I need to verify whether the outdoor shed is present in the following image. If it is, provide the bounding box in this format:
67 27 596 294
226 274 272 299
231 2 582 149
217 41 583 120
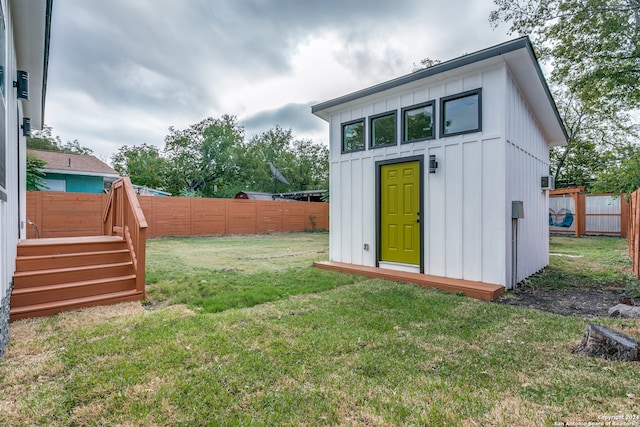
312 37 567 291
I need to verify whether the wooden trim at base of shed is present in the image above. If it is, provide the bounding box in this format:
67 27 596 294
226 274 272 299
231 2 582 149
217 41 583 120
314 261 504 302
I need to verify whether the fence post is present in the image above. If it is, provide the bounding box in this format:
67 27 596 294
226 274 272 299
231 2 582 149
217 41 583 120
629 190 640 277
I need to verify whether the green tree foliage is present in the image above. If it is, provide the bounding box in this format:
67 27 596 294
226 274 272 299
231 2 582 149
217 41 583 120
289 139 329 191
490 0 640 191
111 143 167 190
27 125 94 155
163 115 245 197
27 125 61 151
59 140 94 155
239 126 329 195
550 89 636 188
591 144 640 196
489 0 640 112
26 153 47 191
117 117 329 198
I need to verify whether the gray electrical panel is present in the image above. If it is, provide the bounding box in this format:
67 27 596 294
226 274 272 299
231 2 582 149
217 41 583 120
511 201 524 219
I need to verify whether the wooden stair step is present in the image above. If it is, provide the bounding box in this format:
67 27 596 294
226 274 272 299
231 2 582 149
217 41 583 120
16 249 131 271
17 236 126 257
11 275 137 307
13 261 134 288
10 289 145 322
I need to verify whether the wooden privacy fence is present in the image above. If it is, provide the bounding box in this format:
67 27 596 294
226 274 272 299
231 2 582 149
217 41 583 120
26 191 329 239
549 188 629 237
629 188 640 278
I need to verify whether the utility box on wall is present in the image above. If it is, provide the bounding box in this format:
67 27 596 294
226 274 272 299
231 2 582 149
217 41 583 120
511 201 524 219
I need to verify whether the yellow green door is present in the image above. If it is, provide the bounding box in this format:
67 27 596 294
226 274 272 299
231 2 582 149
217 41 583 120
380 161 421 265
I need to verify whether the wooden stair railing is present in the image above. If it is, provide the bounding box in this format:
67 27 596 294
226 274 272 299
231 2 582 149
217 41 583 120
103 177 148 297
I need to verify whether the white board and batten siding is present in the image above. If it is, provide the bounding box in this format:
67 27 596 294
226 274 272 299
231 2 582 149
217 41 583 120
2 2 29 345
505 70 551 285
316 37 568 290
1 0 51 355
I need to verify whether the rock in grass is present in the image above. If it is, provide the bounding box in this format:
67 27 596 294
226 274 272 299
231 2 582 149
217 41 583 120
574 323 638 362
608 304 640 319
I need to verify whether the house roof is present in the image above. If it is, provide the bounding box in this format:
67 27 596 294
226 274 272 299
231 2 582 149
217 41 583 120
312 36 568 147
28 149 120 178
11 0 53 130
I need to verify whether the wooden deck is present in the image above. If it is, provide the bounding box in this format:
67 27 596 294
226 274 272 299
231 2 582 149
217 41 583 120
314 261 505 302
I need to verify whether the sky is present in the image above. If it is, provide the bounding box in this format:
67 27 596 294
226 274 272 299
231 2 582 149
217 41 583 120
44 0 514 162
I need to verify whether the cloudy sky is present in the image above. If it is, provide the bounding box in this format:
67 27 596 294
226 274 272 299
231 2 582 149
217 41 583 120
45 0 514 161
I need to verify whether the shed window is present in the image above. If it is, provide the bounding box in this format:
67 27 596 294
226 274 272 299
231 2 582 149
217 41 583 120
441 89 482 137
402 101 435 143
342 119 365 153
369 111 396 149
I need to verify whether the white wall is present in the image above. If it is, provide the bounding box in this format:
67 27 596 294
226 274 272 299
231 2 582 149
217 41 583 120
1 0 27 352
504 70 550 287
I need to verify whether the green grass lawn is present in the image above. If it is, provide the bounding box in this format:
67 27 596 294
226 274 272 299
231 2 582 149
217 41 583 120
145 232 365 312
1 233 639 426
528 236 636 291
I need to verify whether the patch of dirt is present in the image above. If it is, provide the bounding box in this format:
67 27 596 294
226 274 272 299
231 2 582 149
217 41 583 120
497 285 640 318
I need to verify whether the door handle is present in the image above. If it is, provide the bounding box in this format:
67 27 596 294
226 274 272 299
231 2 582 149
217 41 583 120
416 212 420 223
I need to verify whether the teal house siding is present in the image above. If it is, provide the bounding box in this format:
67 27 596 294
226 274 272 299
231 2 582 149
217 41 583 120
44 173 105 194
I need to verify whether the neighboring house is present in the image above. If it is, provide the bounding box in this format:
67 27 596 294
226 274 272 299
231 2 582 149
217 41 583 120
132 184 170 197
1 0 52 356
312 37 567 290
28 149 120 193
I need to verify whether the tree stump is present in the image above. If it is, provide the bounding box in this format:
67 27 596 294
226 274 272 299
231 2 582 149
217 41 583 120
574 323 638 362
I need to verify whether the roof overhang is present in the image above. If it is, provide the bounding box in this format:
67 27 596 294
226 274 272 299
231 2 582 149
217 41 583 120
41 168 120 179
312 37 568 147
10 0 53 130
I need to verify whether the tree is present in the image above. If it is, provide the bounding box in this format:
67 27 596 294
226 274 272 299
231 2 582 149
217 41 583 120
111 143 167 190
549 89 635 188
27 125 93 154
412 57 441 72
237 126 329 195
591 143 640 196
26 153 47 191
489 0 640 113
163 115 245 197
490 0 640 190
240 126 297 194
289 139 329 191
59 139 94 155
27 125 62 151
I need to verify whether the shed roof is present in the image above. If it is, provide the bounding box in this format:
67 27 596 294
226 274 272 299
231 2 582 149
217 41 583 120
312 36 568 147
28 149 119 177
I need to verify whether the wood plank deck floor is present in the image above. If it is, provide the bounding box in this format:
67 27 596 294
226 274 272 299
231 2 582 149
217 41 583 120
18 235 124 246
314 261 505 302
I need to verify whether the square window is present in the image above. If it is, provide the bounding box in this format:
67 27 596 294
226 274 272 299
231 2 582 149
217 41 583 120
402 101 435 143
440 89 482 137
342 119 365 153
370 111 396 149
